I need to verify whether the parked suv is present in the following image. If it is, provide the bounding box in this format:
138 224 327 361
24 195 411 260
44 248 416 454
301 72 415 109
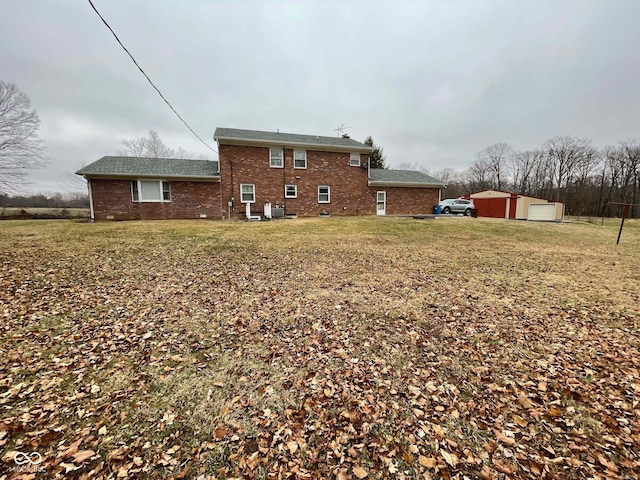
438 198 475 215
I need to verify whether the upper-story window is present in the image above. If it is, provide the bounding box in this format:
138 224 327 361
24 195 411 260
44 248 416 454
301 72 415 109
349 153 361 167
294 150 307 169
270 148 283 168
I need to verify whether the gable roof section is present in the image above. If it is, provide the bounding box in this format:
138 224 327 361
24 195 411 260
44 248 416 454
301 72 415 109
214 127 373 152
369 169 445 188
76 156 220 179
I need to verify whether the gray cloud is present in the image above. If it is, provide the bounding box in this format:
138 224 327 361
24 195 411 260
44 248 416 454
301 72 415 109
2 0 640 192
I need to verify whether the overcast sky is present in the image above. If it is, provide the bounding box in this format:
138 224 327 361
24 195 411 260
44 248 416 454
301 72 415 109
2 0 640 193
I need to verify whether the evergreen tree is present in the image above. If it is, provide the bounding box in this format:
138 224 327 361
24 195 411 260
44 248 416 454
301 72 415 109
364 136 386 169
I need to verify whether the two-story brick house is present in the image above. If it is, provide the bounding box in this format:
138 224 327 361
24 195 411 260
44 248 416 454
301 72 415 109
77 127 444 221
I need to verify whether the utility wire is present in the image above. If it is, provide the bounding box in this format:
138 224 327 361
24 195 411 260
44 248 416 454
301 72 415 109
87 0 217 155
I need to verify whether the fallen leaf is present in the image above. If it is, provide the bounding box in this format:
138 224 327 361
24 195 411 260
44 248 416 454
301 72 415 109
353 466 368 478
287 441 298 454
419 455 436 468
441 449 458 467
73 450 95 463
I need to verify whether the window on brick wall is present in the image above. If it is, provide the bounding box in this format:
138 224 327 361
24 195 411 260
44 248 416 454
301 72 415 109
270 148 284 168
240 183 255 203
294 150 307 169
285 184 297 198
131 180 171 202
349 153 361 167
318 185 330 203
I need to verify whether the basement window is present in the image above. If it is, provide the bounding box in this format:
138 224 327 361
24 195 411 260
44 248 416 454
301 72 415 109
240 183 255 203
349 153 360 167
318 185 330 204
131 180 171 202
294 150 307 169
285 184 297 198
270 148 283 168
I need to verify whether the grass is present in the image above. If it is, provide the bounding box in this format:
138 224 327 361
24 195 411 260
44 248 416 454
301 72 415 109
0 216 638 479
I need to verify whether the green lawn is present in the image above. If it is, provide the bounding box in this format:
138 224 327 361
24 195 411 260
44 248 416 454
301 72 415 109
0 217 638 479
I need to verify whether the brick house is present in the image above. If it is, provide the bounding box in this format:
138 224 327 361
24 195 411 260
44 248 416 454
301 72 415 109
77 127 444 221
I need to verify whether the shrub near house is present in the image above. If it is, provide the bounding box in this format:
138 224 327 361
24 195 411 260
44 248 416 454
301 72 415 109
77 128 445 221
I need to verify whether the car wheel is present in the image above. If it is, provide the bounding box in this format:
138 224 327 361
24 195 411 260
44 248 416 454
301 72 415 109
465 208 471 216
442 207 451 214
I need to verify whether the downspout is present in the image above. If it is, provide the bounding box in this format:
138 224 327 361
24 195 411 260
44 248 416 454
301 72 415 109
229 157 235 220
283 145 286 209
86 177 95 222
216 139 224 220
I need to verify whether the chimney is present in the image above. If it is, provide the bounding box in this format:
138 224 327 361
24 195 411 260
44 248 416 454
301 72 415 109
342 134 350 139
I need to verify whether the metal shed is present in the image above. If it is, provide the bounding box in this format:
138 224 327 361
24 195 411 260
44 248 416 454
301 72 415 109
462 190 564 221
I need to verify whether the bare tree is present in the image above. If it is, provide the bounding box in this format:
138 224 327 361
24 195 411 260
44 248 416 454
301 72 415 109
118 129 178 158
392 161 434 176
544 136 592 202
509 150 544 194
474 143 512 190
119 137 146 157
620 139 640 207
0 81 47 193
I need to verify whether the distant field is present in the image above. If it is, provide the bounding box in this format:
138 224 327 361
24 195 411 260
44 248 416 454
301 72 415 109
0 207 90 219
0 217 638 479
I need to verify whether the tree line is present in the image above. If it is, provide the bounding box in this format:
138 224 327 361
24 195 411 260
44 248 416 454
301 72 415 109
0 191 89 208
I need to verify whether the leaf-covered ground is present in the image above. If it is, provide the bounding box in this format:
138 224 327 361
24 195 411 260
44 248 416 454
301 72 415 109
1 217 639 479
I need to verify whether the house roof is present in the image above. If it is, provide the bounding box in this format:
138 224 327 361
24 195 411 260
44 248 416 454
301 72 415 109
214 127 373 152
369 169 445 187
76 156 220 178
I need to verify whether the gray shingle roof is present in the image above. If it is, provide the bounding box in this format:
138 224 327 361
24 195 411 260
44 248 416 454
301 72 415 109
76 156 220 177
369 169 445 186
214 127 373 151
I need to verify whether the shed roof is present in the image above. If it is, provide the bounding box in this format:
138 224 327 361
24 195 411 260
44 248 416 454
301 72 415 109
369 169 445 187
214 127 372 151
76 156 220 178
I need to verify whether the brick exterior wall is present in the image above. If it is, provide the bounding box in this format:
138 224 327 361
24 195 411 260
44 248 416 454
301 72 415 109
218 144 440 218
90 179 223 220
382 187 440 215
219 144 375 217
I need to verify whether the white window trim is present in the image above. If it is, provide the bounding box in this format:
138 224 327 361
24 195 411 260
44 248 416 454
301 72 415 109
131 180 171 203
350 153 361 167
318 185 330 204
270 148 284 168
284 184 297 198
293 150 307 169
240 183 256 203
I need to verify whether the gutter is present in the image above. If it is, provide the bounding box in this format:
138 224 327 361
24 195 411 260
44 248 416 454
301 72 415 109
368 181 446 188
77 173 221 181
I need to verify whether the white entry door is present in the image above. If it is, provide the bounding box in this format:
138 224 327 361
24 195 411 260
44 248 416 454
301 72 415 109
376 191 386 215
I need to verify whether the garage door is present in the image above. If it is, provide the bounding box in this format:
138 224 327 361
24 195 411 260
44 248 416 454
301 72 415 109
528 203 556 221
473 198 507 218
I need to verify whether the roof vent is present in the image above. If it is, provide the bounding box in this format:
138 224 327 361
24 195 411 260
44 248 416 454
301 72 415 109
277 129 279 133
342 134 350 139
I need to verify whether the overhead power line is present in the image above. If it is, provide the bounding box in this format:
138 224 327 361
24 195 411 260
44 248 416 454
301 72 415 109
87 0 217 155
